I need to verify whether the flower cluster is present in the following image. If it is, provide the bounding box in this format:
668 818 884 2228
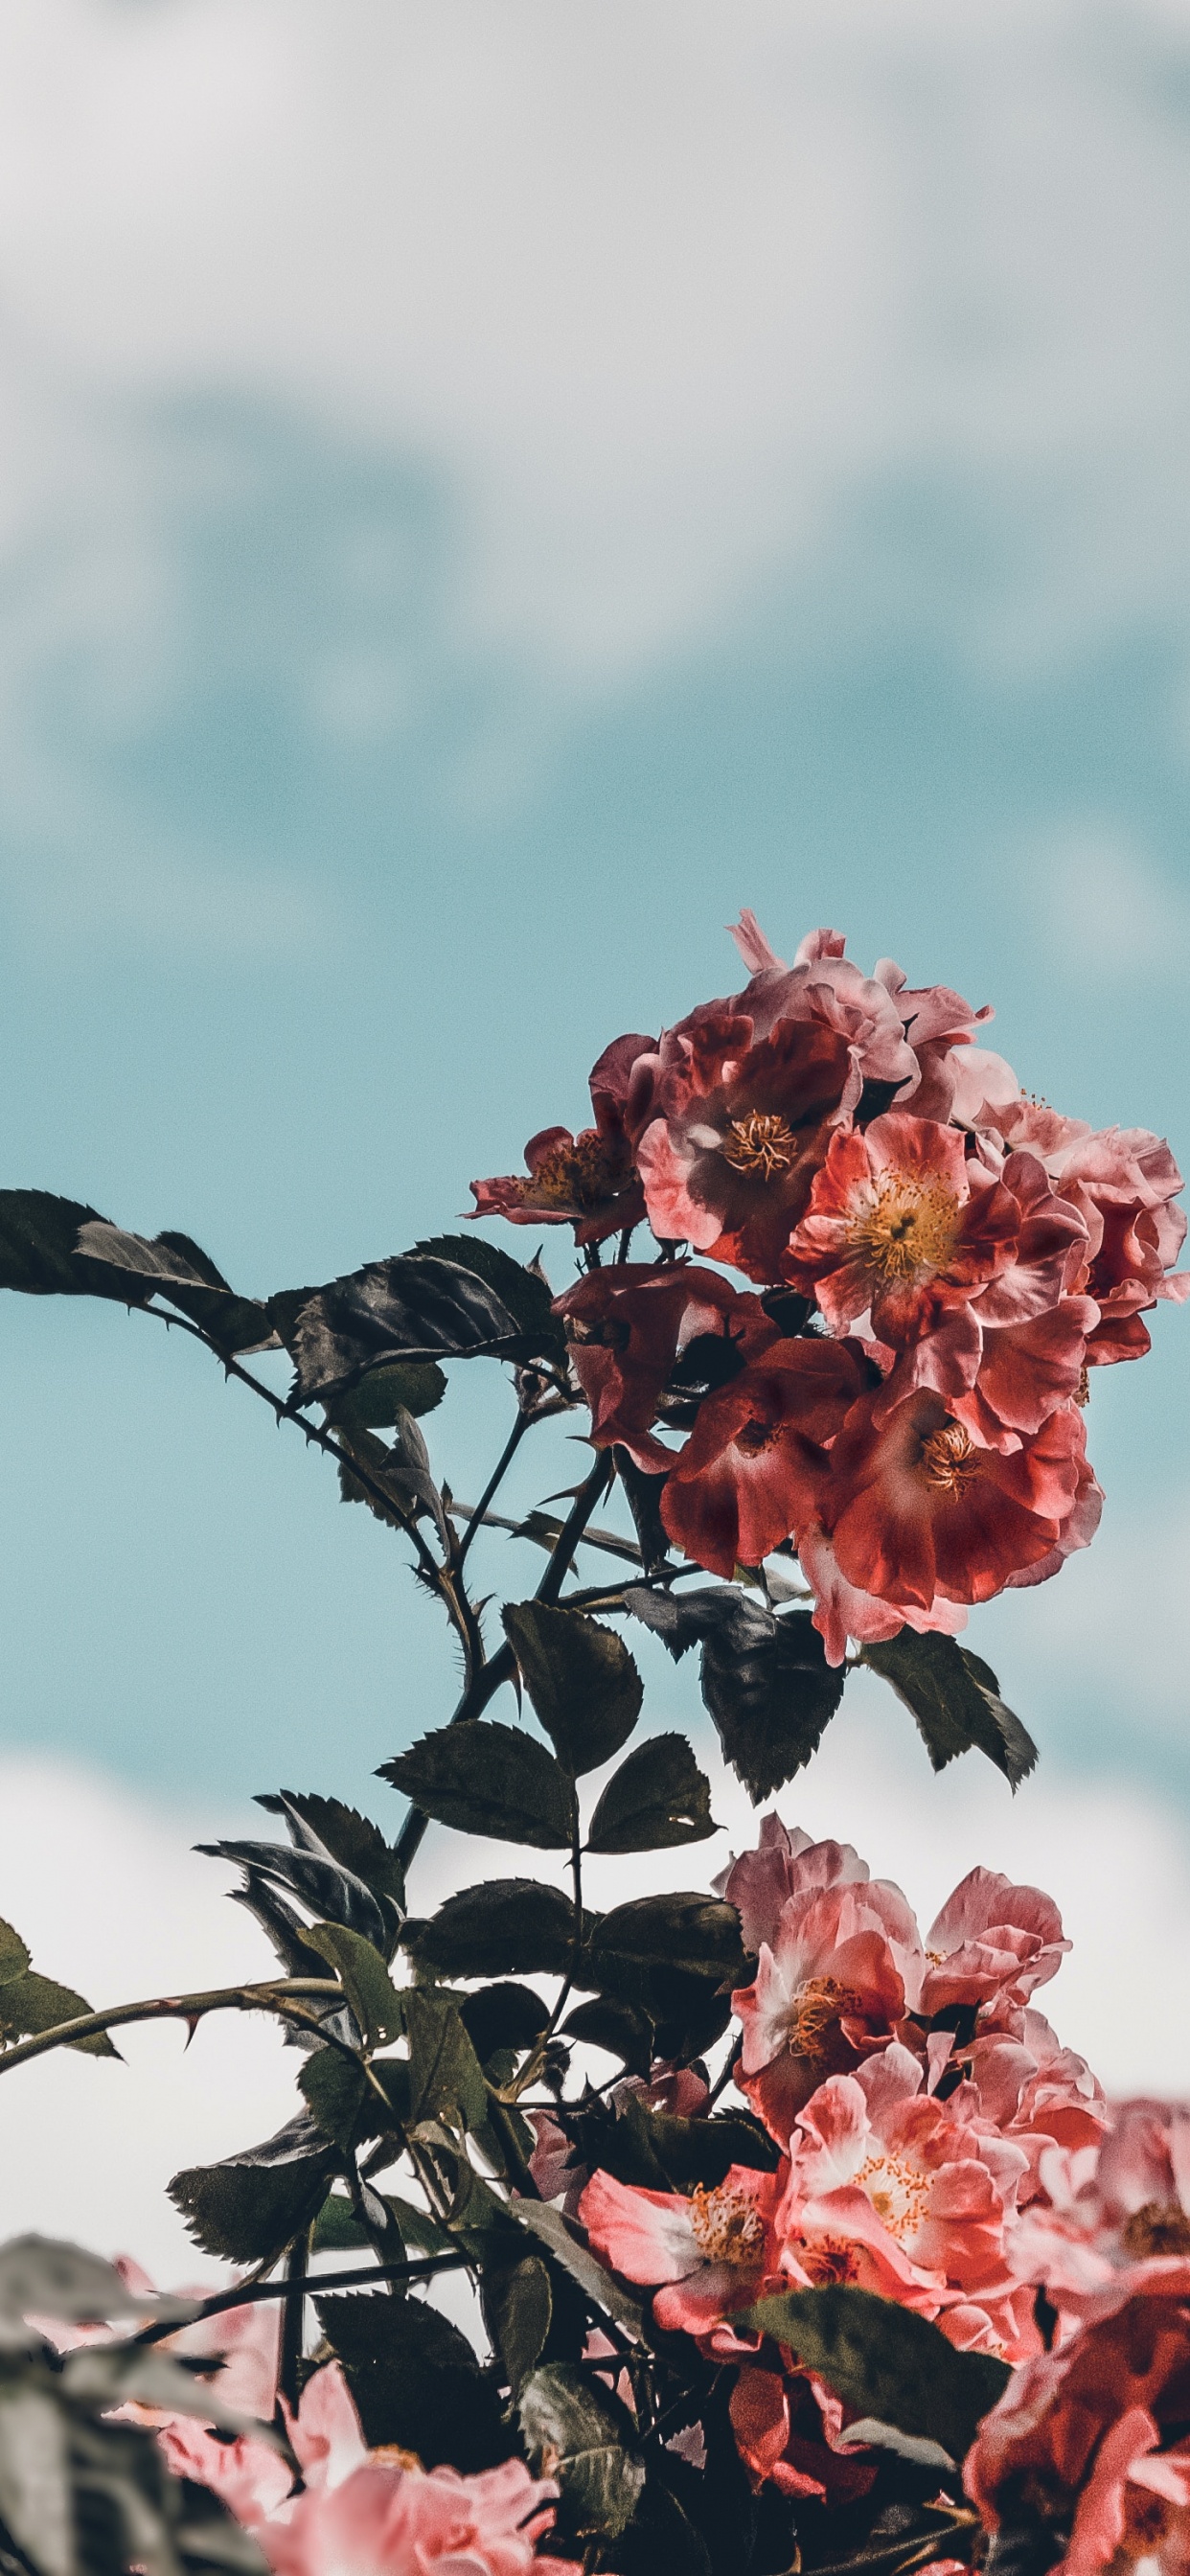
563 1811 1187 2532
472 918 1187 1659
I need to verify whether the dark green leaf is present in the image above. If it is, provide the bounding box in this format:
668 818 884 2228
72 1222 274 1353
315 2296 511 2470
383 2196 454 2258
625 1588 845 1800
586 1893 746 1997
302 1924 404 2048
0 1972 117 2058
404 1989 488 2132
380 1722 576 1850
298 2050 378 2153
169 2114 334 2266
518 2361 645 2541
502 1601 644 1775
0 1921 31 1988
629 2104 780 2190
459 1982 550 2068
482 2254 553 2396
254 1790 405 1916
746 2286 1011 2465
561 1996 653 2076
0 1190 109 1296
652 1975 734 2062
329 1360 446 1429
196 1832 392 1951
406 1234 562 1356
311 2192 368 2253
510 2203 646 2339
585 1734 717 1854
859 1633 1037 1786
403 1879 584 1979
270 1241 561 1410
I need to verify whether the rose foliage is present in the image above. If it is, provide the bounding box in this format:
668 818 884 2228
0 916 1181 2576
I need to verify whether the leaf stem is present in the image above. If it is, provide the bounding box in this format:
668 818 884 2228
454 1411 532 1573
126 2251 469 2346
277 2231 309 2412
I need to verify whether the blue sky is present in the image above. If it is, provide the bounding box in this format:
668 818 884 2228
0 1 1187 1820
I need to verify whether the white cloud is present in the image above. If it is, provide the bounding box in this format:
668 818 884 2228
1023 819 1190 979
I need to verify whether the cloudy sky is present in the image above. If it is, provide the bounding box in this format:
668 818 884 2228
0 0 1188 2267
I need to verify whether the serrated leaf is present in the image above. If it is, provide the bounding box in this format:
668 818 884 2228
502 1601 644 1775
403 1878 584 1978
73 1221 274 1353
0 1190 110 1297
406 1233 562 1356
459 1982 550 2068
519 2360 645 2541
270 1242 561 1409
746 2285 1010 2465
302 1924 404 2047
625 1588 845 1800
511 2203 645 2340
380 1723 577 1849
329 1360 446 1429
0 1972 117 2058
586 1894 746 1995
585 1735 717 1854
621 2101 780 2191
255 1791 405 1912
561 1996 653 2077
483 2254 553 2396
0 1920 31 1987
311 2192 369 2254
859 1632 1037 1786
169 2114 334 2266
195 1832 392 1952
315 2296 510 2471
404 1989 488 2132
298 2050 375 2152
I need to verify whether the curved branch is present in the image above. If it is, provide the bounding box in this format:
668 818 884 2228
0 1978 344 2076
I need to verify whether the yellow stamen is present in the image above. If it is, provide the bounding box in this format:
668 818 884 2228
850 1174 961 1281
854 2150 931 2243
1121 2200 1190 2259
688 2183 766 2266
920 1420 981 1497
785 1976 862 2067
721 1112 798 1181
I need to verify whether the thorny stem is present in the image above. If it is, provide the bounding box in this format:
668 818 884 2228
0 1978 344 2076
277 2231 309 2413
126 2253 470 2348
453 1410 532 1573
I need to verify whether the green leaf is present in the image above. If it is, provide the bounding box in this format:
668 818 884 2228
585 1735 717 1854
0 1972 117 2058
0 1920 31 1987
73 1221 275 1354
502 1601 644 1776
406 1233 562 1357
169 2114 334 2265
511 2203 646 2340
311 2191 368 2254
254 1790 405 1914
459 1981 551 2069
380 1723 577 1850
315 2296 511 2471
303 1924 404 2048
404 1989 488 2132
586 1893 746 1997
0 2384 71 2576
0 1190 109 1296
625 1588 846 1800
329 1359 446 1429
561 1996 653 2077
482 2254 553 2396
859 1632 1037 1786
746 2286 1011 2465
623 2100 780 2190
298 2050 378 2153
403 1878 584 1978
518 2361 645 2542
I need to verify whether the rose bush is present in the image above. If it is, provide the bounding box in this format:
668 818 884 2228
0 913 1179 2575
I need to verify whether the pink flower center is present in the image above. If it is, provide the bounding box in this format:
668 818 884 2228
531 1133 628 1210
688 2183 767 2266
721 1111 799 1180
920 1420 981 1496
784 1976 862 2068
797 2234 860 2286
853 2150 931 2243
849 1172 961 1281
1120 2201 1190 2259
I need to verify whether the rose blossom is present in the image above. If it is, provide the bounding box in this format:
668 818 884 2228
657 1333 866 1575
554 1262 771 1460
260 2452 579 2576
579 2159 786 2347
983 1104 1190 1365
917 1867 1070 2020
732 1876 921 2140
795 1520 968 1667
819 1387 1085 1609
470 1030 653 1246
785 1113 1020 1350
728 2359 878 2504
